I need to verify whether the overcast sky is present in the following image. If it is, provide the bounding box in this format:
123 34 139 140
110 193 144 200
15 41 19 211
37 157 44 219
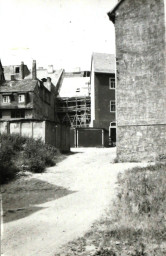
0 0 117 71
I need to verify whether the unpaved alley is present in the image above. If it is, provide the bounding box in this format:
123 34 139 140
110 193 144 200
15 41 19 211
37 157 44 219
2 148 146 256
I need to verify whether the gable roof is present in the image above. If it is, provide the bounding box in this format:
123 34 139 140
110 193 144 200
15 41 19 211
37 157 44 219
92 53 115 73
58 76 90 98
37 68 64 87
0 80 38 93
107 0 125 23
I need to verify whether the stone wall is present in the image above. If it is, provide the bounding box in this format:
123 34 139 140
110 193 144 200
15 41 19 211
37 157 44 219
117 124 166 162
113 0 166 161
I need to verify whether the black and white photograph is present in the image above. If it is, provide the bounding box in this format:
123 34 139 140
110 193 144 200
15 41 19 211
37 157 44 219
0 0 166 255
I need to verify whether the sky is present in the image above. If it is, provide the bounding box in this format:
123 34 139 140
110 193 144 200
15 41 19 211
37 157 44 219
0 0 117 71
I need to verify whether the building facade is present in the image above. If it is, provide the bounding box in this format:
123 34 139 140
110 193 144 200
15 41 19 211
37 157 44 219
108 0 166 161
0 61 58 122
90 53 116 143
0 60 70 151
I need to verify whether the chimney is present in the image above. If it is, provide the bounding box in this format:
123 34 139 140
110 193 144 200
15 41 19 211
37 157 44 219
47 65 54 74
46 77 51 91
20 61 24 79
32 60 37 80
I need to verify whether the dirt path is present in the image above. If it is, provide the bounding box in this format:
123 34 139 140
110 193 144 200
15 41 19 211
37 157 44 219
2 148 147 256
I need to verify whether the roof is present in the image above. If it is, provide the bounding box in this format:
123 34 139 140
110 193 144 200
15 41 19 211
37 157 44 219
92 53 115 73
107 0 125 23
0 80 38 93
58 76 90 98
37 69 63 87
3 65 30 81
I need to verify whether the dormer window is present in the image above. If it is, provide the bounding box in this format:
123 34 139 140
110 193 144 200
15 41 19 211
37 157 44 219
2 95 11 104
18 94 25 103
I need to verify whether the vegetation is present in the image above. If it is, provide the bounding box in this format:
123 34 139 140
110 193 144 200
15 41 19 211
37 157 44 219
0 134 58 184
60 163 166 256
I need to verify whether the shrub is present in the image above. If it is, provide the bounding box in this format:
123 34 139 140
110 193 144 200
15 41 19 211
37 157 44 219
0 133 26 152
0 161 19 185
0 134 57 181
0 136 19 184
23 138 57 173
28 156 45 173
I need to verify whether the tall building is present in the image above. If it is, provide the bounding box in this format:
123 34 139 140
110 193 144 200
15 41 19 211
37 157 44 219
90 53 116 144
108 0 166 161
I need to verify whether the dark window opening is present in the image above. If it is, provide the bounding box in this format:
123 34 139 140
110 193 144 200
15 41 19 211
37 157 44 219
110 101 116 112
111 122 116 126
11 109 25 118
15 67 20 73
110 127 116 145
0 111 2 118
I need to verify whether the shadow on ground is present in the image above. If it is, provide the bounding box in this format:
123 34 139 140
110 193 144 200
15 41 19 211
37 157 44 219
2 178 75 223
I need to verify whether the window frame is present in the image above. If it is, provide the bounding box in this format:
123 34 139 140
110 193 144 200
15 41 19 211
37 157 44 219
18 94 25 103
109 78 115 89
110 100 116 112
2 95 11 104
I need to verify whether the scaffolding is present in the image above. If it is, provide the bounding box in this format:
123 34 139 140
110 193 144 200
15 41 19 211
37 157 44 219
56 97 91 127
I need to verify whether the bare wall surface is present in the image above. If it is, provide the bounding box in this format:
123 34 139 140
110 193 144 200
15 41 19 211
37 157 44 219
114 0 166 161
93 73 115 131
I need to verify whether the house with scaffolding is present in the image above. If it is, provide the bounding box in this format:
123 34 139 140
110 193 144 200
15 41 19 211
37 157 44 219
56 69 91 128
56 52 116 147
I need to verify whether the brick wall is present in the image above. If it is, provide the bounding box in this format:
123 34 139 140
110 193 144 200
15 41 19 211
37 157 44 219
114 0 166 161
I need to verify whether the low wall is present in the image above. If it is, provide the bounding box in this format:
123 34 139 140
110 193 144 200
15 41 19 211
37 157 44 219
0 120 70 152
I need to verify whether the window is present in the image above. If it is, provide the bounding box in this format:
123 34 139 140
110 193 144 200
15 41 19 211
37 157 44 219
11 109 25 118
110 100 116 112
109 78 115 89
15 67 20 73
18 94 25 103
111 122 116 127
2 95 10 104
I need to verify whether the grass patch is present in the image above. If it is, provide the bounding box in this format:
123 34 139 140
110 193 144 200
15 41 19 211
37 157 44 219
0 134 58 184
60 163 166 256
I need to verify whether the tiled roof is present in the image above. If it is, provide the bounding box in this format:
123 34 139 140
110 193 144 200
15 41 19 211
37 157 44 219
58 77 90 98
37 69 63 87
0 80 38 93
92 53 115 73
